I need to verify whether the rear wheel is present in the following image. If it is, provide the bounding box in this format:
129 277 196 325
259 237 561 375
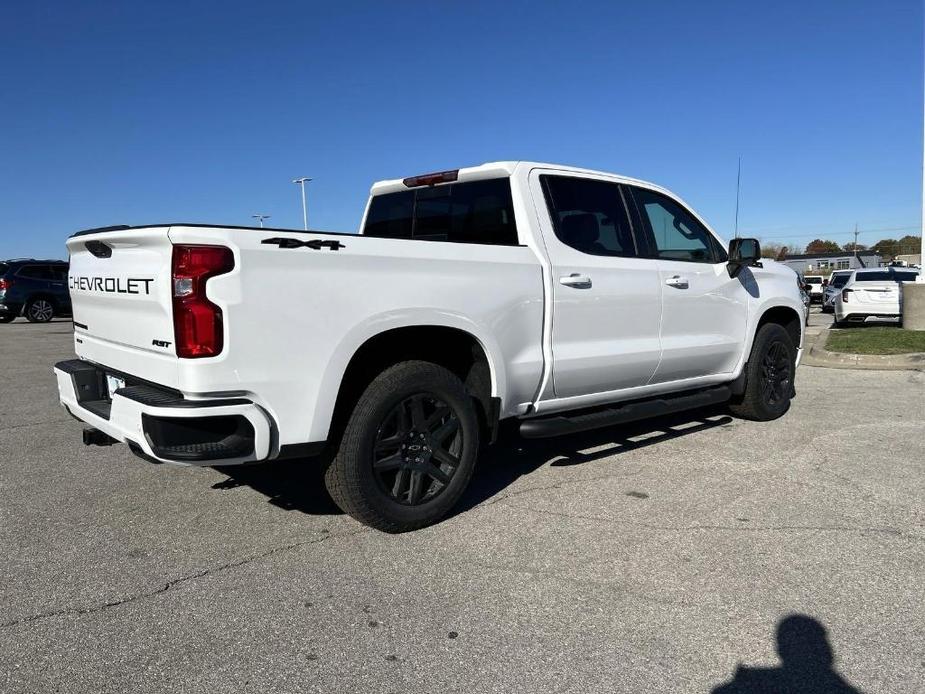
325 361 480 533
729 323 795 421
25 298 54 323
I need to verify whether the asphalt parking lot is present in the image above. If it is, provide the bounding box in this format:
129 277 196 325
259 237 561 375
2 316 923 693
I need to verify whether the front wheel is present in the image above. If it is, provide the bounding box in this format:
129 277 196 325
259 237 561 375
25 298 55 323
729 323 796 421
325 361 480 533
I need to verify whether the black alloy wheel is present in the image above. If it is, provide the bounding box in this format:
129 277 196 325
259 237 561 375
728 322 796 421
760 341 792 407
372 393 463 506
324 360 480 533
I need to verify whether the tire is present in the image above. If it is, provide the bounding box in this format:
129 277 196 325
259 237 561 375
324 360 480 533
729 323 796 421
24 297 55 323
0 315 14 323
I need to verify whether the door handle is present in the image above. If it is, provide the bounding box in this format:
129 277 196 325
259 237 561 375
665 275 689 289
559 273 592 289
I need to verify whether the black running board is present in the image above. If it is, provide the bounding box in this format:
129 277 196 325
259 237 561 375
519 385 731 439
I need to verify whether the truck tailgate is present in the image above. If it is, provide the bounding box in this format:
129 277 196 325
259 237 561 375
66 227 179 386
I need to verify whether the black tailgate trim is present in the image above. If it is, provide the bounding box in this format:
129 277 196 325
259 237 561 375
117 385 250 409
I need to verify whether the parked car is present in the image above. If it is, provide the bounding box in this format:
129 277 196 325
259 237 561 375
821 270 853 313
55 161 805 532
0 259 71 323
833 267 921 326
790 269 812 323
804 275 825 303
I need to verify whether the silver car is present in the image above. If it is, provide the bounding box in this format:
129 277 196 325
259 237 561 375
821 270 853 313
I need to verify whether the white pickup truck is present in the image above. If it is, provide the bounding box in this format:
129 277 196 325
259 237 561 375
55 162 805 532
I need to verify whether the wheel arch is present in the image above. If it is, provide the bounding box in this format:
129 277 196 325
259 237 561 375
756 304 803 350
313 318 505 445
25 292 59 317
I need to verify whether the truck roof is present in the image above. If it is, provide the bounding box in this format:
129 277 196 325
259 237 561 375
369 161 668 196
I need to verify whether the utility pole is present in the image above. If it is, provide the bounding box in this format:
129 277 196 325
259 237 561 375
292 177 312 231
734 157 741 239
921 60 925 281
252 214 270 228
853 224 859 259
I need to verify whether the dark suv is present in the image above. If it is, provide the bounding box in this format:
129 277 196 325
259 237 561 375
0 259 71 323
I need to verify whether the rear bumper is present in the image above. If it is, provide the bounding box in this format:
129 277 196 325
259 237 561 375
0 301 23 316
54 359 273 466
835 306 900 322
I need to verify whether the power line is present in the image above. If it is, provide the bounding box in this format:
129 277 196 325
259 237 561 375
750 226 922 240
742 222 921 236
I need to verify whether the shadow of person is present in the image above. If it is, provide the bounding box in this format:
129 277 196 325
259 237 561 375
712 614 863 693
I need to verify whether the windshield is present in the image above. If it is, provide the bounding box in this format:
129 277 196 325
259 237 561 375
805 276 822 284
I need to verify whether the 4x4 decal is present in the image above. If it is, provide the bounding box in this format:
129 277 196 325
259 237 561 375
261 237 344 251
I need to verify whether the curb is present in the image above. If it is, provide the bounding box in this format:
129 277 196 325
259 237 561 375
802 329 925 371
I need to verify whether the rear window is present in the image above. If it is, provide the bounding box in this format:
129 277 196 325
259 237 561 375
854 270 913 283
854 271 890 281
364 178 518 246
0 263 8 275
830 274 851 288
805 276 823 284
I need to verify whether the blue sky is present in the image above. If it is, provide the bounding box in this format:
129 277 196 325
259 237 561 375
1 0 921 259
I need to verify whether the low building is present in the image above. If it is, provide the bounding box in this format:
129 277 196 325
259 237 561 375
778 251 882 274
893 253 922 267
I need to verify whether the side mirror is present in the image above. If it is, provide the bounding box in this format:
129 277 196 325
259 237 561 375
728 237 761 277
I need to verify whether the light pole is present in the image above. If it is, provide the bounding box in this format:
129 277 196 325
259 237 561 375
292 177 312 230
252 214 270 228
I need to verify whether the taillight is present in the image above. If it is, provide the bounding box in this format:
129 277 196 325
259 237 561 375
0 278 11 291
172 245 234 358
402 169 459 187
842 289 852 303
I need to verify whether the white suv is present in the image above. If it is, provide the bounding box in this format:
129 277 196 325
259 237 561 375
834 268 920 325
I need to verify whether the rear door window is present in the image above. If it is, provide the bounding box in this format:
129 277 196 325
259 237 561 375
364 178 518 245
539 175 638 257
627 186 721 263
16 265 53 280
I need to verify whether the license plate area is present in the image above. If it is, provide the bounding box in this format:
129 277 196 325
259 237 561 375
106 374 126 398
